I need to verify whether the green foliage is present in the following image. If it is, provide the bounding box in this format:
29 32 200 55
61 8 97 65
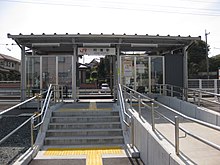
188 40 207 78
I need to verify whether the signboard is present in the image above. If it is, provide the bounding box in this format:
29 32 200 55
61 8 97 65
78 48 116 55
124 61 133 77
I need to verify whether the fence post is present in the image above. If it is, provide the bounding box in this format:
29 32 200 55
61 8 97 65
31 117 34 150
175 116 180 155
151 102 155 131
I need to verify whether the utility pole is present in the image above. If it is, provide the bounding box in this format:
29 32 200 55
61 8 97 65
205 30 210 79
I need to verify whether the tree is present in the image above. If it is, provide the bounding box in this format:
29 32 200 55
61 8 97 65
188 40 208 78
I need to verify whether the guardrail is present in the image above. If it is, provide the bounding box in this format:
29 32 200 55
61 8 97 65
121 85 220 155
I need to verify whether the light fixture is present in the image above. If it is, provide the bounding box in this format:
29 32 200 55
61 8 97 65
32 43 60 47
83 43 111 47
131 43 158 48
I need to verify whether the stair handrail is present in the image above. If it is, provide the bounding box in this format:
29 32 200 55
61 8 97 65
0 96 37 116
34 84 53 128
118 84 131 127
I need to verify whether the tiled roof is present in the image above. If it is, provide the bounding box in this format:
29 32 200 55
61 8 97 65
0 53 20 62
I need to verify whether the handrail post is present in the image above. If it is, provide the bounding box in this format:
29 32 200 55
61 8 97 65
175 116 180 155
193 91 196 103
124 88 127 111
138 95 141 117
198 90 201 106
159 85 162 95
130 91 132 109
151 102 155 131
61 85 63 102
131 116 134 148
171 86 174 97
31 117 34 150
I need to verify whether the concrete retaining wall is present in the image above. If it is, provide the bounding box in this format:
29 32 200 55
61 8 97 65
157 95 220 126
126 108 184 165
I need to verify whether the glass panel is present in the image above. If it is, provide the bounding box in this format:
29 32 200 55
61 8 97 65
136 56 149 93
26 56 40 97
151 56 163 92
58 56 72 97
121 56 135 89
42 56 56 89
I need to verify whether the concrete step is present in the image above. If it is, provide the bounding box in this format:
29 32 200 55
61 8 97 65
48 122 122 129
46 128 123 137
50 116 120 123
44 136 124 145
52 111 119 117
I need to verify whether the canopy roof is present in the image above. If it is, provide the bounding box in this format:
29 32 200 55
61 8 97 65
8 33 201 55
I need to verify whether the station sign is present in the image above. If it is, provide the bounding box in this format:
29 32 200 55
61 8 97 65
78 48 116 55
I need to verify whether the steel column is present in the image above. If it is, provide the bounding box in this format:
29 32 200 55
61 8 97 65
40 56 43 92
72 46 77 102
183 46 188 101
134 56 137 91
21 45 26 101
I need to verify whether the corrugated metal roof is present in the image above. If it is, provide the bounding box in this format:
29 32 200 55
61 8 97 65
7 33 201 55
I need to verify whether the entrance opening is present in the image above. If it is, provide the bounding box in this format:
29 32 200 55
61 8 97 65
78 55 115 99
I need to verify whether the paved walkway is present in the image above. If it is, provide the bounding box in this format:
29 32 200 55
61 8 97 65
132 103 220 165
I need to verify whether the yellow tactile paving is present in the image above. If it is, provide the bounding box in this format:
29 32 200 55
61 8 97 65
44 147 123 165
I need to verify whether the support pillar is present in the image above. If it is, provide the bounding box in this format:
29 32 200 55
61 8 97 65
148 57 152 93
134 56 137 91
21 45 26 101
183 46 188 101
113 55 117 101
72 46 77 102
116 45 120 102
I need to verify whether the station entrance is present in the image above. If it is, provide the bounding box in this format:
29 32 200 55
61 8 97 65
8 33 201 101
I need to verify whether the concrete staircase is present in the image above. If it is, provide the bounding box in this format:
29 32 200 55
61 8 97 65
44 110 124 146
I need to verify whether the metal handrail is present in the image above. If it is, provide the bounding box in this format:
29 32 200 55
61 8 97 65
34 84 52 119
34 91 53 128
122 85 220 155
0 96 37 116
118 84 131 127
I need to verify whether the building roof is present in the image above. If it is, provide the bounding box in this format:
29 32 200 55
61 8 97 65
7 33 201 55
0 53 20 62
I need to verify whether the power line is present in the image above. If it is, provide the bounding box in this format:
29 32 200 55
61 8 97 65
2 0 220 16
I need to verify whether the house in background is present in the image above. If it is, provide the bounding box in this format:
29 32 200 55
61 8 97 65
0 53 20 81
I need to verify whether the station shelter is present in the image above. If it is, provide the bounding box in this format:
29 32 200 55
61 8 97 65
8 33 201 101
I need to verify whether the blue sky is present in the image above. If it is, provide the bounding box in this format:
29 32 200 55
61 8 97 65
0 0 220 60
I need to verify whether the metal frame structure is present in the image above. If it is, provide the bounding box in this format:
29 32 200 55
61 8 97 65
8 33 201 101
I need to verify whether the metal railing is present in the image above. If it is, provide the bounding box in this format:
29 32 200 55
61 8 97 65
118 84 134 147
0 84 63 156
0 95 38 149
121 85 220 155
155 84 220 107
